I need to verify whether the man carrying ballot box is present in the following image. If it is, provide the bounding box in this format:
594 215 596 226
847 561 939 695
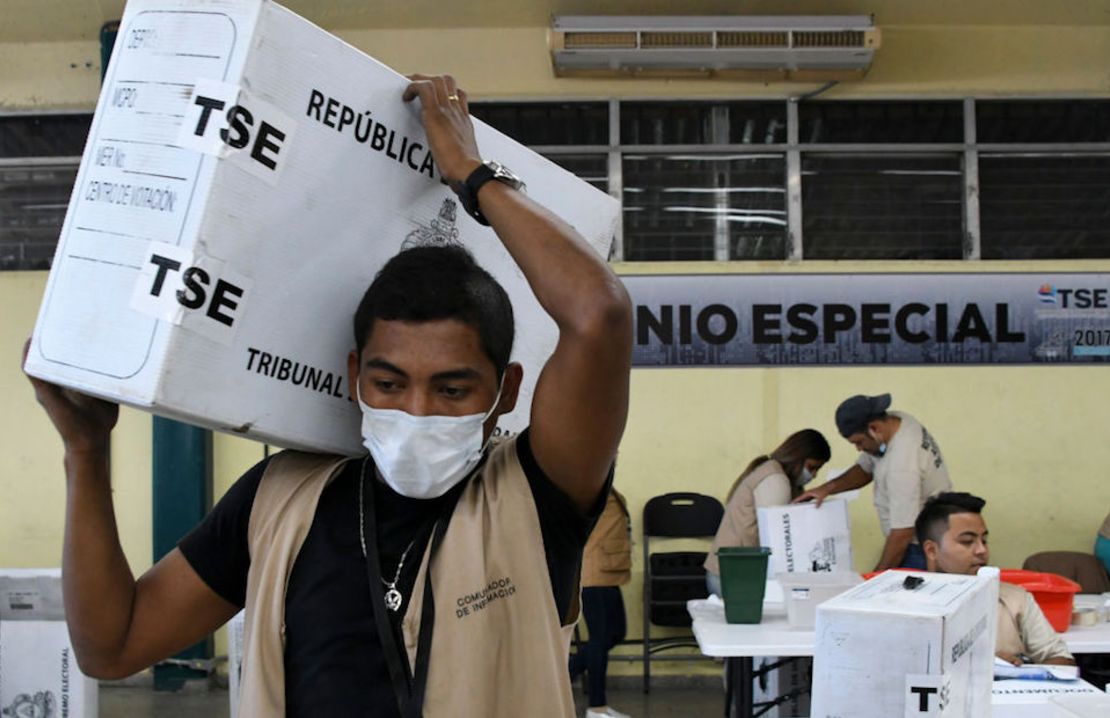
916 492 1075 667
24 75 632 718
795 392 952 570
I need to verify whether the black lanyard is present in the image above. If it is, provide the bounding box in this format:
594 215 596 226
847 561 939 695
359 460 460 718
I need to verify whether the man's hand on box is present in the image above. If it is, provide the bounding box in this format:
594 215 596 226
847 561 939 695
23 338 119 454
793 485 830 507
403 74 482 183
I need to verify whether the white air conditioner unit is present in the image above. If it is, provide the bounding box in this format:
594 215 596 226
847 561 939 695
549 15 880 81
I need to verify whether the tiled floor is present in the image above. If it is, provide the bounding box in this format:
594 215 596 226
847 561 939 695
581 684 725 717
99 681 726 717
100 685 229 717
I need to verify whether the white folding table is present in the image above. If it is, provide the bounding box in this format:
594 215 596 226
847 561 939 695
688 598 1110 717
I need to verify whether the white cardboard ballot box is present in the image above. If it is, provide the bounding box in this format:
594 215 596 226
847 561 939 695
24 0 618 455
754 498 854 718
811 568 999 718
757 498 854 576
0 569 98 718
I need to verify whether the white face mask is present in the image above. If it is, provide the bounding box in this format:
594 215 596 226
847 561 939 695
798 467 815 486
869 429 888 457
357 380 503 499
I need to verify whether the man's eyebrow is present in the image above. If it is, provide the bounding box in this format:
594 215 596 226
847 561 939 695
363 358 408 377
957 530 986 539
430 368 483 382
363 361 483 382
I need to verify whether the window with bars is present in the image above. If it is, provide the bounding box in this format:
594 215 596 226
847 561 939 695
977 100 1110 144
623 153 786 261
975 101 1110 260
801 153 964 260
469 102 609 146
4 100 1110 269
620 101 786 145
544 154 608 193
980 154 1110 260
798 100 964 144
1 115 89 270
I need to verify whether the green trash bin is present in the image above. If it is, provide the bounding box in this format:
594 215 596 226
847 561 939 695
718 547 771 624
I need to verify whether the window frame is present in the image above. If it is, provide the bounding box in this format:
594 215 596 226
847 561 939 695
6 99 1110 270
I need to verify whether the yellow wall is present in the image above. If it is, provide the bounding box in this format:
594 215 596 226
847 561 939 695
2 23 1109 109
2 5 1109 677
6 262 1110 672
607 260 1110 669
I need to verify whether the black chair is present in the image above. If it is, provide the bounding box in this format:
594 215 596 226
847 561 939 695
1022 551 1110 594
641 492 724 693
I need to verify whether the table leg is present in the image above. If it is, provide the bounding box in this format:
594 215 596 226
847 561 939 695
725 656 754 718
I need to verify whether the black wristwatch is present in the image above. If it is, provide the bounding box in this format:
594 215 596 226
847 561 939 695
450 161 526 226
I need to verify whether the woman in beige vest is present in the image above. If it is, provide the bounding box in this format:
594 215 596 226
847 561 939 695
571 489 632 718
705 429 831 596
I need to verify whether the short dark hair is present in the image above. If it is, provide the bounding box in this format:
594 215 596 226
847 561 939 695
914 492 987 546
835 393 893 438
352 245 514 376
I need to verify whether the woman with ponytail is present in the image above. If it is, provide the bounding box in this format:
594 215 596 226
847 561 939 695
704 429 831 596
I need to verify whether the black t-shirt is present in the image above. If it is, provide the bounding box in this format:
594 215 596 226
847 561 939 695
179 429 605 717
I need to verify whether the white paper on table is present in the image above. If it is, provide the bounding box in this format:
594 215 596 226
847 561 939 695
993 657 1079 682
991 678 1100 705
690 594 725 620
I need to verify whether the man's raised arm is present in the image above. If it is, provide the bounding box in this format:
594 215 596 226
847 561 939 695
405 75 632 512
23 341 238 679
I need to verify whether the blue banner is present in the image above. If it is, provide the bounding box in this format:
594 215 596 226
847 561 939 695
624 273 1110 366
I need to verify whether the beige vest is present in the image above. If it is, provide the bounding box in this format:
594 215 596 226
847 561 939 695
581 489 631 587
238 440 577 717
996 581 1029 659
705 460 791 575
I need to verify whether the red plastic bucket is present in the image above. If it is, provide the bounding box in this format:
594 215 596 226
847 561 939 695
1000 569 1081 632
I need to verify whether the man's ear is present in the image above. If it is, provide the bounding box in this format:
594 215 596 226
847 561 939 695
496 362 524 415
347 349 360 403
923 538 940 571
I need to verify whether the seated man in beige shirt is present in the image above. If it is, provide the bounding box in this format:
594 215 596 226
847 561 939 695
915 492 1074 666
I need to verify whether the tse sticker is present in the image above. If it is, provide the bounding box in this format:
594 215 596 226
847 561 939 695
177 79 296 185
130 242 253 345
